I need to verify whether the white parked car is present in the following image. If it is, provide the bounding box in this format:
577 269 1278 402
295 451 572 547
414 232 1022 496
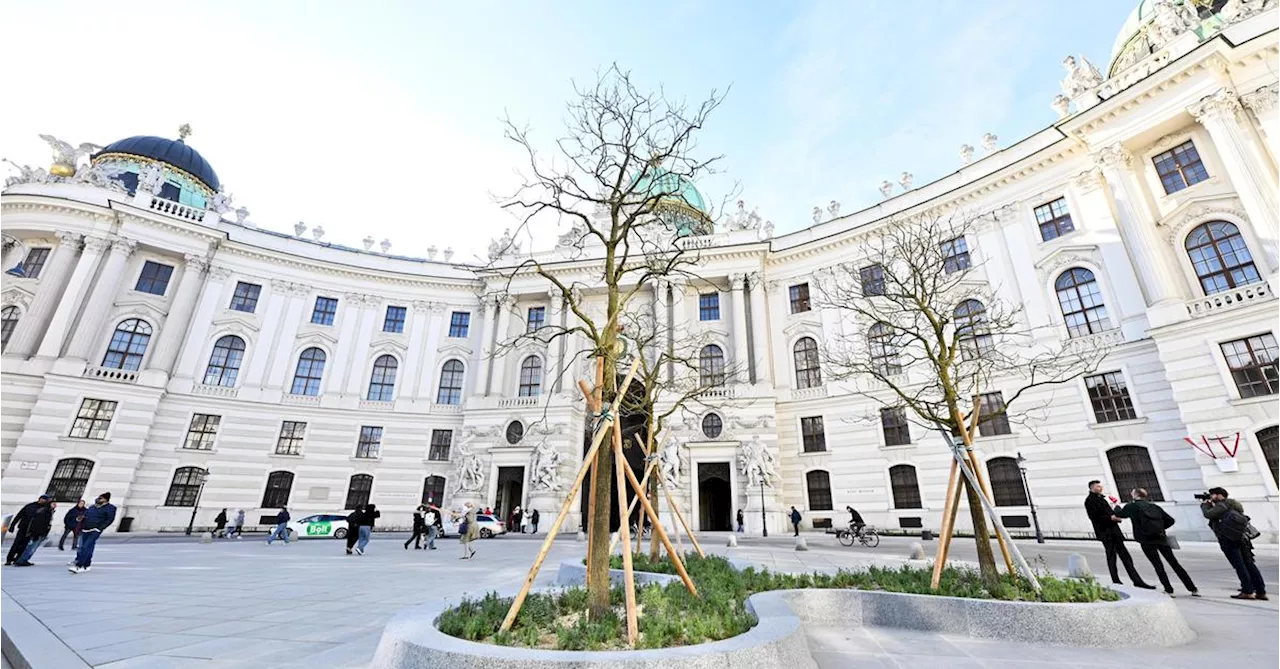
438 513 506 539
284 513 351 540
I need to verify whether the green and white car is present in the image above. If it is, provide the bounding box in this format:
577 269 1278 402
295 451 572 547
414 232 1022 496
285 513 351 540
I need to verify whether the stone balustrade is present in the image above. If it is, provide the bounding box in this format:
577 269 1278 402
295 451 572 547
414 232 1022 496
82 365 138 384
1185 280 1273 319
191 383 239 399
497 396 540 409
146 194 208 222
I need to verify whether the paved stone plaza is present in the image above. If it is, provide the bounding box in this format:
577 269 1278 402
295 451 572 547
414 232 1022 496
1 532 1276 668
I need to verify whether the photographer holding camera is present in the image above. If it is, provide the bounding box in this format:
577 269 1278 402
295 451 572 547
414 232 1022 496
1200 487 1268 600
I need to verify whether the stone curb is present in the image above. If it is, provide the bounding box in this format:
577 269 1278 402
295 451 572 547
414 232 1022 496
1 591 91 669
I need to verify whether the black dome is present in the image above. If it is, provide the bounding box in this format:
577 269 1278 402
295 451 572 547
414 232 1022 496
95 136 220 192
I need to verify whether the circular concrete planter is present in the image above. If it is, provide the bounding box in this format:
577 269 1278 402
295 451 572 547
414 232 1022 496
369 560 1194 668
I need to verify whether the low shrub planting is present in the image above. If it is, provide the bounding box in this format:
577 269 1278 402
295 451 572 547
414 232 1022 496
437 553 1117 650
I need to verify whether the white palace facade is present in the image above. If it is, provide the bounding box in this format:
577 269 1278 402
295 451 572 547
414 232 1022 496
2 2 1278 540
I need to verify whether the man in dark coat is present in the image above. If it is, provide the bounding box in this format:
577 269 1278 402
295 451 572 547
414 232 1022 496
1084 480 1154 588
1113 488 1198 596
789 506 802 536
405 506 426 550
6 495 51 566
59 500 86 551
345 505 364 555
14 498 55 566
70 492 116 573
214 509 228 538
530 509 539 534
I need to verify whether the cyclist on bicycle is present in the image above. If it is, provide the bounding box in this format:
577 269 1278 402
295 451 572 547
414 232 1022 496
846 506 865 535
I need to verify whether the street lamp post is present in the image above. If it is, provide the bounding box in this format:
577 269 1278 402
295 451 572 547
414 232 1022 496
759 478 768 537
185 469 210 537
1015 452 1044 544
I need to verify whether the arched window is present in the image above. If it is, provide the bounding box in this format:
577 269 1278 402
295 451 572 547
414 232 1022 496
1185 221 1261 295
46 458 93 502
102 318 152 370
422 475 446 506
345 474 374 509
290 348 326 396
518 356 543 397
366 355 398 401
165 467 207 507
1 306 20 351
793 337 822 389
1106 446 1164 501
986 457 1028 506
868 323 901 375
437 359 464 405
699 345 725 387
1055 268 1109 337
701 413 723 439
954 299 992 358
1258 426 1278 487
806 470 833 511
889 464 922 509
203 335 246 387
261 471 294 508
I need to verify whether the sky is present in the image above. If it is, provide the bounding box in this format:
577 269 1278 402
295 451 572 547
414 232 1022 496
1 1 1135 262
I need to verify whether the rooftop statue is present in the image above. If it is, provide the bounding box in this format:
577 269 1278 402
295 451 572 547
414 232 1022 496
488 228 521 261
1060 55 1103 98
38 135 100 177
137 163 165 195
879 180 894 198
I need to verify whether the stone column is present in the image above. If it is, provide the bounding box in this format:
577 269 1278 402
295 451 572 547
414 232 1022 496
730 273 750 383
65 237 136 361
326 293 365 395
7 231 81 358
401 301 432 399
474 296 496 397
765 279 792 391
488 296 515 396
171 266 234 383
262 283 311 390
546 287 565 394
1190 89 1280 271
418 302 446 399
1094 144 1183 309
35 235 110 358
748 273 770 384
1242 83 1279 170
652 279 670 382
146 253 210 374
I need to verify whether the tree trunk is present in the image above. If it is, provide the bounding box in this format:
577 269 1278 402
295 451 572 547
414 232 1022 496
963 478 999 586
586 428 615 620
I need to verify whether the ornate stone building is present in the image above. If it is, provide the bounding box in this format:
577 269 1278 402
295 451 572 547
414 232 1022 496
2 1 1277 540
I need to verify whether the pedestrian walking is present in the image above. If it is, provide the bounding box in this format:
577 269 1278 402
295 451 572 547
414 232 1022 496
226 509 245 539
530 508 539 534
15 499 55 566
736 509 744 533
1112 488 1198 597
424 505 440 549
69 493 116 574
214 508 228 538
405 505 426 550
457 502 478 560
1084 480 1155 588
1201 487 1268 600
511 505 523 534
266 507 291 545
6 495 52 566
521 509 530 534
345 505 364 555
356 503 379 555
58 500 86 551
789 506 802 536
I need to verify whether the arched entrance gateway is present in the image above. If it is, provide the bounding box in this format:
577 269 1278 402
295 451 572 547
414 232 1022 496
697 462 732 531
579 376 648 533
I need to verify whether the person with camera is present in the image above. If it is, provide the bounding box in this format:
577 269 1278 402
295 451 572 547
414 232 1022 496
1111 488 1198 597
1083 480 1155 588
1200 487 1268 600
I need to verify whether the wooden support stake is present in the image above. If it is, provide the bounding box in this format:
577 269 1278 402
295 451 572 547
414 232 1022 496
618 451 698 597
930 458 960 590
500 359 640 633
578 377 600 587
636 434 704 558
612 423 638 646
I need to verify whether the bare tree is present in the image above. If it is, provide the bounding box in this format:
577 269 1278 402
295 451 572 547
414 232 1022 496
491 64 728 620
816 212 1108 585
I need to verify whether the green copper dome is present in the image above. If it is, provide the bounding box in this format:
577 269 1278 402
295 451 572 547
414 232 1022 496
1107 0 1229 77
629 167 712 237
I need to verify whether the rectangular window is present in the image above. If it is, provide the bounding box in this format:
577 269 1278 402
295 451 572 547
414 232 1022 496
383 305 406 333
1221 333 1279 398
448 311 470 338
19 247 50 279
860 264 885 296
311 296 338 325
976 392 1012 436
1034 198 1075 242
428 429 453 461
1152 140 1210 195
526 306 546 333
801 416 826 453
1084 372 1138 423
699 293 720 321
942 237 971 274
355 426 383 459
183 414 221 450
134 260 175 296
880 407 911 446
789 283 811 313
68 399 117 440
276 421 307 455
229 282 262 313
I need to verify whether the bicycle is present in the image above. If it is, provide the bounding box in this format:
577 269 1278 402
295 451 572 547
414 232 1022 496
628 522 653 539
836 523 879 548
